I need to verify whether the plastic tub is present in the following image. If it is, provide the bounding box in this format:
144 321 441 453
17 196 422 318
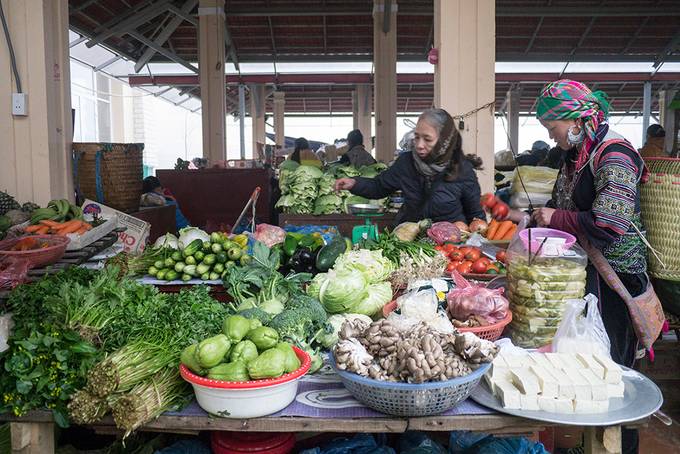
180 346 310 419
519 228 576 252
211 432 295 454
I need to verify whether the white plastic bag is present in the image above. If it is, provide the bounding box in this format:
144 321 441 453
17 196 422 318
552 294 611 357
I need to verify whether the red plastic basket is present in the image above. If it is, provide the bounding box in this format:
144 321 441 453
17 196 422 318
457 311 513 341
0 235 69 268
179 346 311 389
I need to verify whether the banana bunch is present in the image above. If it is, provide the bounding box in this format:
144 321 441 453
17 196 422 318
30 199 83 225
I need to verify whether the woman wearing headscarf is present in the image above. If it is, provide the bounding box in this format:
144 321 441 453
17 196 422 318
506 80 654 454
334 108 484 224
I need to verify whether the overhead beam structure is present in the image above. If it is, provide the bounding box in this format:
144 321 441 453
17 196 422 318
198 0 227 163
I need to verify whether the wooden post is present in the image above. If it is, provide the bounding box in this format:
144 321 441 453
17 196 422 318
434 0 495 193
659 89 678 155
198 0 226 163
273 91 285 148
0 0 73 205
249 84 266 160
353 84 373 151
10 422 55 454
373 0 397 163
506 87 520 153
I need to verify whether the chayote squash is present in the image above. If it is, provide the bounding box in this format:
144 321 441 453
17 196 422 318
246 327 279 351
247 348 286 379
180 344 206 375
229 340 259 364
195 334 231 368
207 361 249 382
222 315 252 342
275 342 301 373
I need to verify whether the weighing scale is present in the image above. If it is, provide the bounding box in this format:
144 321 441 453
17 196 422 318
347 203 385 244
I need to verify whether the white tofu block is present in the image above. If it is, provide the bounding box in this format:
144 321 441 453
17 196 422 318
563 368 591 400
495 378 521 409
592 353 623 384
529 352 553 370
487 361 511 381
520 393 540 411
580 369 608 401
593 400 609 413
529 364 558 398
576 353 606 380
558 353 587 373
554 398 575 414
607 382 625 398
500 352 525 369
484 373 495 392
574 399 598 414
493 354 510 368
545 367 576 399
510 369 540 395
545 353 566 371
538 396 557 412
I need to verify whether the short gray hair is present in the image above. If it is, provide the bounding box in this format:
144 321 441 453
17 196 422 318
418 108 451 135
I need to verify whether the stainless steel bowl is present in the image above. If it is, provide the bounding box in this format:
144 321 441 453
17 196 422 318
347 203 385 215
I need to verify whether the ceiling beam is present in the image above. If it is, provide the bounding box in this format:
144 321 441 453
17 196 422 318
220 5 680 17
134 0 198 73
620 17 651 54
128 31 198 73
85 0 172 48
168 4 198 26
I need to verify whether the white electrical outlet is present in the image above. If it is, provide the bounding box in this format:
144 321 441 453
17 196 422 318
12 93 27 116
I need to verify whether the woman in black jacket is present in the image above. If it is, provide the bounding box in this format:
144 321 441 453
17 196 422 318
334 108 484 224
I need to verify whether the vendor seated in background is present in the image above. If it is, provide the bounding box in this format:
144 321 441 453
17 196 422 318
140 176 190 230
289 137 322 168
639 124 666 158
335 108 484 225
339 129 377 167
515 140 550 166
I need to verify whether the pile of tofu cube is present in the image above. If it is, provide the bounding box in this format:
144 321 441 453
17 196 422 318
485 351 625 414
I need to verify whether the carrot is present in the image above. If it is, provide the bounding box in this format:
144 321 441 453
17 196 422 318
502 224 517 240
82 222 93 231
39 220 62 228
52 220 81 232
58 221 86 235
24 225 43 233
35 226 50 235
494 221 514 240
485 219 499 239
74 226 88 235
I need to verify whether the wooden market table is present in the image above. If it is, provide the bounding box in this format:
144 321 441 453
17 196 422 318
0 409 643 454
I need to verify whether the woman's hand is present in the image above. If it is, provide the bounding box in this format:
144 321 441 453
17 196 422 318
334 178 356 192
531 208 556 227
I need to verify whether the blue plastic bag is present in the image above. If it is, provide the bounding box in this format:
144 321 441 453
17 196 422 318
449 431 548 454
400 432 447 454
283 224 341 244
299 433 395 454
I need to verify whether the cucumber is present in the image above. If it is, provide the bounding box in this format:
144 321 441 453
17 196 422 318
315 236 348 272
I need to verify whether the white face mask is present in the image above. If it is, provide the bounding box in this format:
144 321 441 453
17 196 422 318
567 125 585 146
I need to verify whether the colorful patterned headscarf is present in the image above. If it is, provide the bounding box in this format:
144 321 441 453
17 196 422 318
536 79 611 171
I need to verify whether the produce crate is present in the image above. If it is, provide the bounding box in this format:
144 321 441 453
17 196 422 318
279 213 397 237
73 142 144 213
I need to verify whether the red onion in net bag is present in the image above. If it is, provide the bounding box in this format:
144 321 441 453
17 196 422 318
426 222 461 245
446 271 509 323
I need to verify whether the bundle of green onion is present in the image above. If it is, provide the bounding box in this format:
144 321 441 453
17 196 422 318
111 368 188 436
86 341 176 398
67 390 109 425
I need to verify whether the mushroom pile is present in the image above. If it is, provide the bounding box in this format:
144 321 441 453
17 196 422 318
334 318 499 384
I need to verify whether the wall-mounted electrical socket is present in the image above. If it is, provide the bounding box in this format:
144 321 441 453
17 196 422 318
12 93 27 116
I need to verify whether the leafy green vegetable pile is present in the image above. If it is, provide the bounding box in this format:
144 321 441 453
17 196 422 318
276 164 388 215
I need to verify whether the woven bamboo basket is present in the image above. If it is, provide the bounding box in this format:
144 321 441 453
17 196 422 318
73 143 144 213
640 157 680 280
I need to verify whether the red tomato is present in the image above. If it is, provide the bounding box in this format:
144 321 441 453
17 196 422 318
491 203 509 220
457 261 473 274
471 259 489 274
481 193 497 209
496 250 507 263
446 262 458 273
449 250 465 262
443 244 456 254
435 245 444 251
465 248 481 261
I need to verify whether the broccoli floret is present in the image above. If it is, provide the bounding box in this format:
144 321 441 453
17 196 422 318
238 307 272 325
286 294 327 325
